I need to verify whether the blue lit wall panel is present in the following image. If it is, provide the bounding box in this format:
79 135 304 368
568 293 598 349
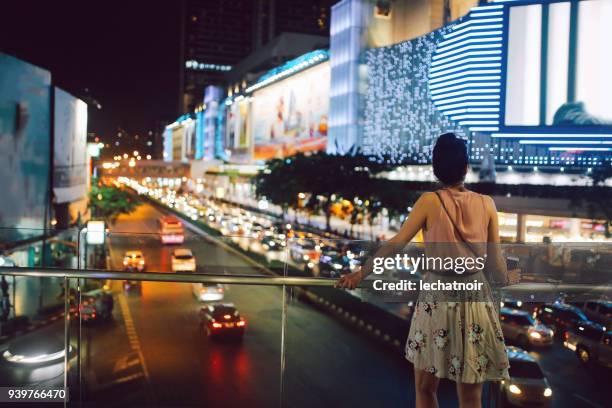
0 53 52 242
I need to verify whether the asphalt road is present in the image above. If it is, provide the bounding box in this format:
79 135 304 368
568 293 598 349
79 202 457 407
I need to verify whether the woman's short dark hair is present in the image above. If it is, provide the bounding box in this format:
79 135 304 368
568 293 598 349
432 133 468 185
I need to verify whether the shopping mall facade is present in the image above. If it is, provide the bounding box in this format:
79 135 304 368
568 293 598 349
156 0 612 243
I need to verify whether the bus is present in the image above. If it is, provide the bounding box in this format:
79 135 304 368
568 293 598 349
158 216 185 244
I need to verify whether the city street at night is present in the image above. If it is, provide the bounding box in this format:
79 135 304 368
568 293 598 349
2 0 612 407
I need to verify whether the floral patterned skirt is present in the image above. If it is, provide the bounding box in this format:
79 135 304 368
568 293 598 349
405 272 510 383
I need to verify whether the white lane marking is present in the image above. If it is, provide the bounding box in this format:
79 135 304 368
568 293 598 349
118 293 151 382
573 393 603 408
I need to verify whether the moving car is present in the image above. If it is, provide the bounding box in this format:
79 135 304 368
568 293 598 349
289 239 321 264
500 308 554 348
261 236 287 264
171 248 196 272
534 302 590 337
318 250 359 278
199 304 246 339
501 347 552 407
571 300 612 328
158 215 185 244
122 250 146 271
192 283 224 302
78 289 114 322
122 280 141 292
563 321 612 368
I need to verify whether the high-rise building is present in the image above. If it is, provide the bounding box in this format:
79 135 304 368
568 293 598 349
180 0 336 114
180 0 254 114
252 0 334 49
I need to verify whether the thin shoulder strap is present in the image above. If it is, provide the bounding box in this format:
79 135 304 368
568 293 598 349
434 191 480 258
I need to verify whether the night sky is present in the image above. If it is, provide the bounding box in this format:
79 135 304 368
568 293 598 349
0 1 180 140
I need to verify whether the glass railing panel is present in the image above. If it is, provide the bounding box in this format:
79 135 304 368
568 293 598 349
0 227 78 403
282 239 612 408
77 281 282 407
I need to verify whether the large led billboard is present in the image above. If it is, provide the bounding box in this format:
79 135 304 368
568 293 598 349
251 62 330 160
361 0 611 169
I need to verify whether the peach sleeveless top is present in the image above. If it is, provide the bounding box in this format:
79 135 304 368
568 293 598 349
423 188 489 259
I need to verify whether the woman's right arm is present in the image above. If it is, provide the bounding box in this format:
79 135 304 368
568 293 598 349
336 192 435 289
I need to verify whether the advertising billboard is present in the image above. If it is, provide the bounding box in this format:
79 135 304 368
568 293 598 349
362 0 611 169
53 87 88 204
251 61 330 160
0 53 52 242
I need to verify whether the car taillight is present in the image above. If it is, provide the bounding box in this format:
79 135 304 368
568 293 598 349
237 320 246 327
212 322 223 329
564 331 569 340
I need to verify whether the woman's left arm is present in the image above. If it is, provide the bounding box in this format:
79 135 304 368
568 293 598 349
336 192 434 289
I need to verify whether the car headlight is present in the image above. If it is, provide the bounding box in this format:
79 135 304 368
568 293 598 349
529 331 542 339
543 388 552 397
303 255 310 261
307 262 314 268
508 384 522 395
516 301 522 307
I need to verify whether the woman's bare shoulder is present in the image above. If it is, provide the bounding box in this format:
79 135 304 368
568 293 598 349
479 193 497 213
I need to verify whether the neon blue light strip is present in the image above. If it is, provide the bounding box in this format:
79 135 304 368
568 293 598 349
519 140 612 145
433 94 500 106
431 50 502 68
431 58 501 75
470 126 500 131
436 35 502 52
431 88 500 101
548 147 612 151
451 114 500 120
436 101 500 110
452 18 504 31
492 133 612 139
438 30 504 48
469 11 504 18
429 76 501 89
459 120 500 125
430 82 501 95
445 107 500 115
444 24 504 39
429 68 502 82
432 37 502 60
471 5 504 11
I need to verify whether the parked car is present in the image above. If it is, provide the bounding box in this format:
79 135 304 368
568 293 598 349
534 302 590 337
571 300 612 328
122 250 146 271
563 321 612 368
500 308 554 348
199 304 246 339
501 347 552 407
192 283 224 302
171 248 196 272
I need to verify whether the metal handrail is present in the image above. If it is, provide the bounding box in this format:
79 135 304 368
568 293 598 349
0 266 609 293
0 266 337 287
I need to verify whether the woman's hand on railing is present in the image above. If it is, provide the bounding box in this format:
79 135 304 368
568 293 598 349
335 271 363 290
